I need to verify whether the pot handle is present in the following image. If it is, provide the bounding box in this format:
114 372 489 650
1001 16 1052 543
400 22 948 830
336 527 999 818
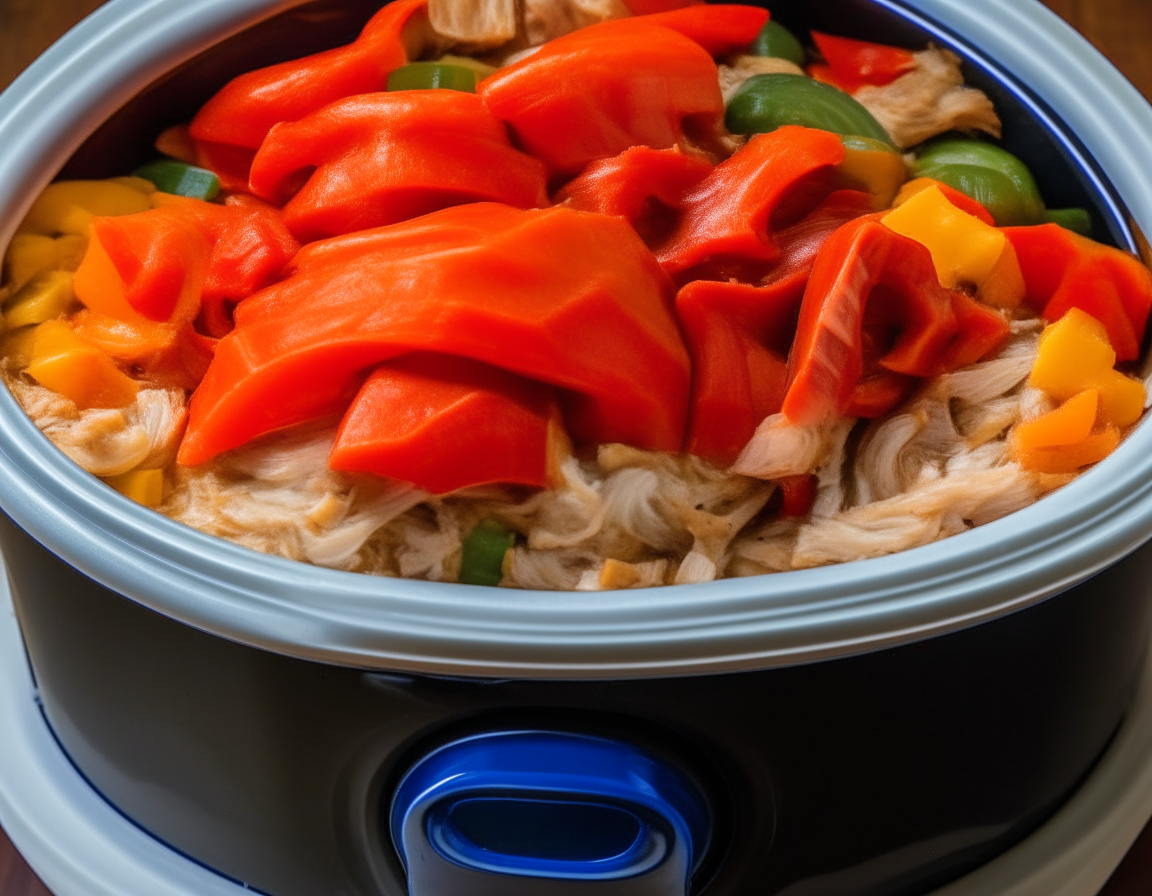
389 730 712 896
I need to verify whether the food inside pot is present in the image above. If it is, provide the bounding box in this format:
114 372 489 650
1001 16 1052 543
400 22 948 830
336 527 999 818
3 0 1150 589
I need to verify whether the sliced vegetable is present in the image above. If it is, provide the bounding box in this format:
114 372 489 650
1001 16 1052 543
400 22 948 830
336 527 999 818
633 4 770 57
554 146 712 246
71 310 216 392
912 138 1046 226
2 233 87 289
882 184 1025 309
779 473 817 517
105 469 165 507
1045 207 1093 236
330 354 559 494
1005 223 1152 361
783 217 962 425
25 320 139 409
386 62 477 92
459 519 517 587
73 208 211 326
478 19 725 176
18 180 151 236
1013 389 1099 449
178 204 690 466
658 125 847 281
133 160 221 201
434 54 498 80
1028 308 1145 428
4 270 76 329
751 20 805 66
837 135 906 210
893 177 995 226
810 32 916 93
1011 425 1120 475
188 0 427 188
249 91 548 241
725 73 893 145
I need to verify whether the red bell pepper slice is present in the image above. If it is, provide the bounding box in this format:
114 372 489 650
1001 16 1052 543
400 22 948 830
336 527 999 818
779 473 817 517
188 0 426 189
330 354 558 494
75 209 211 327
555 146 712 246
635 4 770 57
178 203 689 466
478 19 724 177
1004 223 1152 361
810 32 916 94
249 91 548 242
657 126 847 283
936 293 1011 373
783 217 960 426
622 0 703 13
677 190 874 464
151 193 299 337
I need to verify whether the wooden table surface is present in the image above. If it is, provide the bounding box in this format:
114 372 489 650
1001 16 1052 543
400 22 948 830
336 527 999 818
2 0 1152 893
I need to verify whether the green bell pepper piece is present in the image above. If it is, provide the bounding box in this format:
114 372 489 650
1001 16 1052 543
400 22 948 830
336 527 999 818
133 160 220 201
459 519 516 586
726 74 893 145
751 20 806 67
1044 207 1093 236
387 62 478 93
911 137 1046 226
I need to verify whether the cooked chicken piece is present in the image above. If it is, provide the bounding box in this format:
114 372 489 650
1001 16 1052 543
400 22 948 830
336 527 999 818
524 0 629 45
731 414 841 480
855 47 1001 149
428 0 520 50
719 55 806 103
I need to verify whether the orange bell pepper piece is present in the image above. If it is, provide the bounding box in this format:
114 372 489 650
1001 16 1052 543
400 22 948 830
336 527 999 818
1012 424 1120 475
248 91 548 242
330 354 559 494
1014 389 1100 449
178 203 689 466
71 309 215 392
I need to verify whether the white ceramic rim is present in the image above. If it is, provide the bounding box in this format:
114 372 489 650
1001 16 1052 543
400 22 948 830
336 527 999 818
0 0 1151 678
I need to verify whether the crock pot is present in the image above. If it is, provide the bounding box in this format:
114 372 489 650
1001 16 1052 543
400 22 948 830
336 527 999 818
2 0 1152 894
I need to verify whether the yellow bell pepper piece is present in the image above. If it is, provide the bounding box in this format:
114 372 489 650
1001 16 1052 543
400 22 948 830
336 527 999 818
837 142 908 211
19 180 151 237
3 233 87 290
0 326 39 369
104 469 164 507
25 320 139 409
1029 308 1146 428
882 185 1025 309
110 176 157 195
4 271 77 329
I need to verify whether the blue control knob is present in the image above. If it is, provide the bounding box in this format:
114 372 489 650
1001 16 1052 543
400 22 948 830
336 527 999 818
389 730 712 896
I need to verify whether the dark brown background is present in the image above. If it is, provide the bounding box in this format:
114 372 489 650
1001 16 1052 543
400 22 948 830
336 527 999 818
2 0 1152 893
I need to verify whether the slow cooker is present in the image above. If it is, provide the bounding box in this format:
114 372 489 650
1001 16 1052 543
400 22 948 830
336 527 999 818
2 0 1152 894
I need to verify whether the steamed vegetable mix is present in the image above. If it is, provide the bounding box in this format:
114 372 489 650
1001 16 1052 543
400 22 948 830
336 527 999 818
2 0 1150 589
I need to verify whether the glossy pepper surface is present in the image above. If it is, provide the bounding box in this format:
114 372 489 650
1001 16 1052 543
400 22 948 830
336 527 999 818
249 91 548 242
178 203 689 466
809 32 916 93
188 0 427 189
478 19 725 177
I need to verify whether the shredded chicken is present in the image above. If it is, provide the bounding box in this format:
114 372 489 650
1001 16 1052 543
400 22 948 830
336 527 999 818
855 47 1002 149
719 55 806 103
523 0 628 45
427 0 520 49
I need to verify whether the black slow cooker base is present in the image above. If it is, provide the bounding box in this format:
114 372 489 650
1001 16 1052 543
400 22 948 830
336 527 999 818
5 511 1151 896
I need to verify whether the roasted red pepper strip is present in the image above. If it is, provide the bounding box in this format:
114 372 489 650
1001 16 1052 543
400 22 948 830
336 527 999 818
478 19 724 178
555 146 712 246
1004 223 1152 361
779 473 817 517
936 293 1011 373
74 208 211 327
249 91 548 242
657 126 846 283
783 217 960 426
178 204 689 466
678 190 874 464
188 0 426 190
330 354 558 494
635 4 770 57
810 32 916 94
150 193 299 337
